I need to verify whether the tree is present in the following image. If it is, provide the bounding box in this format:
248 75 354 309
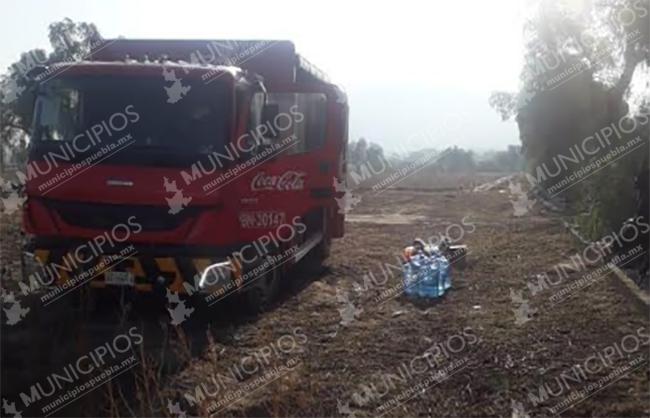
349 137 368 167
489 0 650 237
367 142 384 166
436 146 475 173
0 18 102 172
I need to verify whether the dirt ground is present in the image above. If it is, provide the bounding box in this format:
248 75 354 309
1 179 649 417
161 185 650 417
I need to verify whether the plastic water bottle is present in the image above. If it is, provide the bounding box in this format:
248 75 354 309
429 256 442 297
415 258 429 298
427 245 441 256
439 255 451 290
412 254 429 297
427 246 447 294
403 261 418 296
413 255 436 298
404 254 427 296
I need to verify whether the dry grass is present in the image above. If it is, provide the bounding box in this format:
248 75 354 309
2 173 648 417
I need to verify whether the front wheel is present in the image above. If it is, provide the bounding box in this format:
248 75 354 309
242 265 281 313
300 235 330 275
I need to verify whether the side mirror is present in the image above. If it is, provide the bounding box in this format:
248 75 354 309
261 103 279 139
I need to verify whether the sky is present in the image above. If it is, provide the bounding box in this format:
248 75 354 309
1 0 525 152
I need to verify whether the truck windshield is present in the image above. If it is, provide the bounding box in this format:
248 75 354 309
32 74 231 164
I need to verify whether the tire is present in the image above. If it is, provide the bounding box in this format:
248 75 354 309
242 265 281 313
300 235 330 275
301 208 330 269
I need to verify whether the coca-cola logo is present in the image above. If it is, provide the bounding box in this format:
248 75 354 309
251 171 306 191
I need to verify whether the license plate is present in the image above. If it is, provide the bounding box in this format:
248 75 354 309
105 271 135 286
239 211 286 228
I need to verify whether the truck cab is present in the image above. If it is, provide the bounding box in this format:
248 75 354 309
22 40 348 308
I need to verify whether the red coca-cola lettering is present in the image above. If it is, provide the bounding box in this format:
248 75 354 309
251 171 305 191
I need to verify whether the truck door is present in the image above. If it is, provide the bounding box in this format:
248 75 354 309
234 83 348 246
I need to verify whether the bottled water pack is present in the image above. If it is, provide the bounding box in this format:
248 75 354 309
402 246 451 299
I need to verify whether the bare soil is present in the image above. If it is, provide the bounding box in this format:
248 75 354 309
1 180 648 417
163 186 650 417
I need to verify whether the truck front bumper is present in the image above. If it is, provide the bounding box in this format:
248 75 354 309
23 238 246 296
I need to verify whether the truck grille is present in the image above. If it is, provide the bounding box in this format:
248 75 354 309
44 199 198 231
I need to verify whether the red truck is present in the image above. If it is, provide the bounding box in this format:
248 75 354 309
22 39 348 309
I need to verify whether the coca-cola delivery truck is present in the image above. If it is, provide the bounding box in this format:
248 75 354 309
22 39 348 309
